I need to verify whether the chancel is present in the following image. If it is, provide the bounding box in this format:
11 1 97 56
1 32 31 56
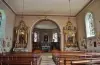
0 0 100 65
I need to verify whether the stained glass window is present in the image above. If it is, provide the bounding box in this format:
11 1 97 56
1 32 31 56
53 33 58 42
0 12 1 27
85 12 95 38
34 32 38 42
0 9 6 52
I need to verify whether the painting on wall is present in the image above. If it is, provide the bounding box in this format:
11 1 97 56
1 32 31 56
44 35 48 42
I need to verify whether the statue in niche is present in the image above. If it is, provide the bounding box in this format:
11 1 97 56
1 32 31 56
63 21 77 48
14 20 28 48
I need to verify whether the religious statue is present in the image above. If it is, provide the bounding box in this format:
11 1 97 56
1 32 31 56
13 20 28 48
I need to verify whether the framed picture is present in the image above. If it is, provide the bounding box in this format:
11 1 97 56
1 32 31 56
44 35 48 42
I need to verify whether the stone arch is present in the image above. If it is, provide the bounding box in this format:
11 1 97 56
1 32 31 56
29 18 61 52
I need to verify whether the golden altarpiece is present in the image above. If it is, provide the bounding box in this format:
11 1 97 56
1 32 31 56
13 20 28 52
63 21 77 49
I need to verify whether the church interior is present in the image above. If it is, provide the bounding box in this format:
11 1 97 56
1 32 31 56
0 0 100 65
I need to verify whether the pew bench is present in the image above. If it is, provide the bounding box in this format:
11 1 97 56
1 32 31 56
52 51 100 65
71 59 100 65
0 52 41 65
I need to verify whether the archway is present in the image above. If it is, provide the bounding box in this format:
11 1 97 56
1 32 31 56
32 19 61 52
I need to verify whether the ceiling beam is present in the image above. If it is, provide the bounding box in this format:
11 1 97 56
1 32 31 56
1 0 16 15
75 0 94 17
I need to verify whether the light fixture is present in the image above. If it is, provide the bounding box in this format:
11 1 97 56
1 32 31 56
63 0 72 31
68 0 71 22
20 0 24 22
19 0 26 28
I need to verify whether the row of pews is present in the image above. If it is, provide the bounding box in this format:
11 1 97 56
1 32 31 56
52 50 100 65
0 52 41 65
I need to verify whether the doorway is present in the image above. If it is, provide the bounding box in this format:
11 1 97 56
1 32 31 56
32 19 60 52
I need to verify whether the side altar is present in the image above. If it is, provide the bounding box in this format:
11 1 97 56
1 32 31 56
13 20 28 52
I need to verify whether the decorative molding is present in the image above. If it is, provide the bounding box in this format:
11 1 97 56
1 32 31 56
1 0 16 15
16 14 75 17
75 0 94 17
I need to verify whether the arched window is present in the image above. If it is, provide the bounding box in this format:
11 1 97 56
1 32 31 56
33 32 38 42
85 12 95 38
53 32 58 42
0 9 6 49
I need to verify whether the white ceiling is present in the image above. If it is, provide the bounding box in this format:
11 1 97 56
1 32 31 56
4 0 91 16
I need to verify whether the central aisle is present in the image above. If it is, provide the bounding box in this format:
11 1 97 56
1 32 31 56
40 53 55 65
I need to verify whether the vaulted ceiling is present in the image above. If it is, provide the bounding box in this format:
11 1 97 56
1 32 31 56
4 0 91 16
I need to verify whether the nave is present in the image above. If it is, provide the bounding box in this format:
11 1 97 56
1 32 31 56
1 50 100 65
1 0 100 65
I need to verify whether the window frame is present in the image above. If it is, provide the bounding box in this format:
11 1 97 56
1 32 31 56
0 9 6 38
0 9 6 51
33 32 38 42
52 32 58 42
85 12 96 38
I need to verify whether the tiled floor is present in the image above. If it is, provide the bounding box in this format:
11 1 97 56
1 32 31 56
40 53 55 65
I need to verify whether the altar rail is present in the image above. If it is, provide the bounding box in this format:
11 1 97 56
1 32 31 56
0 52 41 65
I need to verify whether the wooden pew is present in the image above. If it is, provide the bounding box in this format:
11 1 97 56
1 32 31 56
0 52 41 65
52 51 100 65
71 59 100 65
52 51 86 65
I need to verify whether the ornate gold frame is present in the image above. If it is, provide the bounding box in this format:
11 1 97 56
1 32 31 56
63 21 77 48
13 20 28 48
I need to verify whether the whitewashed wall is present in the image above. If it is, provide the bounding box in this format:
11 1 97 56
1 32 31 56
0 1 15 53
76 0 100 52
